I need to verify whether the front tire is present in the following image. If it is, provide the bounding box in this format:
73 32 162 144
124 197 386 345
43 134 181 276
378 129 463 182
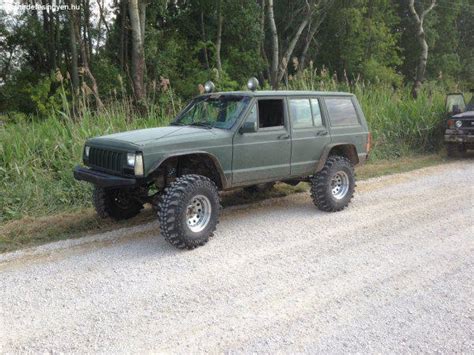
310 156 355 212
93 186 143 220
446 143 466 157
158 174 220 249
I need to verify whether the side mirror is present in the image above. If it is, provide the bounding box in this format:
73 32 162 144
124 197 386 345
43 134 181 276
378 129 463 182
239 121 257 134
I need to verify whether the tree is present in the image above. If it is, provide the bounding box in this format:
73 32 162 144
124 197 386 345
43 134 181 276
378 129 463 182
129 0 146 103
408 0 436 98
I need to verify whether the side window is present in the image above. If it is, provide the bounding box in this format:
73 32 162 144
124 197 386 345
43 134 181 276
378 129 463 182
289 99 313 128
258 99 284 128
310 99 323 127
325 98 359 126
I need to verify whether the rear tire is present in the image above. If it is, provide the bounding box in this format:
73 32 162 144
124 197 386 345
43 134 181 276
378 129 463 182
93 186 143 220
310 156 355 212
158 174 220 249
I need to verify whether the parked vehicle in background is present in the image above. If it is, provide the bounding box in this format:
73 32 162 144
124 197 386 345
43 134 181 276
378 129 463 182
444 90 474 157
74 79 371 249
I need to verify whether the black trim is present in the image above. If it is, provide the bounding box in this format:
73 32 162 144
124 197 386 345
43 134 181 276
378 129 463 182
74 166 137 188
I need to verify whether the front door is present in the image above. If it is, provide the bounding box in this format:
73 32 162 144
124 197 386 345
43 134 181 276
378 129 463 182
288 97 330 176
232 99 291 185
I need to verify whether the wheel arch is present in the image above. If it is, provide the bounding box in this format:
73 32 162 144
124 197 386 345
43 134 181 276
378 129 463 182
315 143 359 173
148 151 228 189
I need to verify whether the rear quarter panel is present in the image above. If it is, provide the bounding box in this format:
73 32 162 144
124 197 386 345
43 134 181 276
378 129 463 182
321 95 369 156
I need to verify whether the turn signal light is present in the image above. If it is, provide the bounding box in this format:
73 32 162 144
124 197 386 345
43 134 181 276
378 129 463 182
366 132 372 153
447 119 454 128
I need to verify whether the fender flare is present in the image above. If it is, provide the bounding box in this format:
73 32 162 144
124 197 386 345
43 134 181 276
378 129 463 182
148 151 228 189
315 143 359 172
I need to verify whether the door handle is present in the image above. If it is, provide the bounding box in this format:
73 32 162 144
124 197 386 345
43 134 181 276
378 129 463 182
316 130 328 136
278 133 290 140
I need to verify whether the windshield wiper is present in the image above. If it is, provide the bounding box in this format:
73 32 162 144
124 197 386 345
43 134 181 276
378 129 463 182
188 122 213 129
170 121 186 126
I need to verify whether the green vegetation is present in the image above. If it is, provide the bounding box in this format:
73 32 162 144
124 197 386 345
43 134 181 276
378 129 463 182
0 0 471 240
0 78 446 223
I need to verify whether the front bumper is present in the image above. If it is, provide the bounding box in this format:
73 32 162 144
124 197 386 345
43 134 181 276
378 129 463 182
444 134 474 144
73 166 137 188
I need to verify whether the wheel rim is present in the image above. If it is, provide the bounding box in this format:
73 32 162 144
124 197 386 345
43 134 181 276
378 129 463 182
331 171 349 200
113 190 133 210
186 195 212 233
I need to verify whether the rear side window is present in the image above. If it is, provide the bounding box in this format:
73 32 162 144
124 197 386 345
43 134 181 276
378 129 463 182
325 98 359 126
289 99 313 128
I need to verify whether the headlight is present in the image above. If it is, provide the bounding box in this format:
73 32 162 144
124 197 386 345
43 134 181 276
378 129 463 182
134 153 144 176
126 153 136 166
455 120 462 128
84 146 90 158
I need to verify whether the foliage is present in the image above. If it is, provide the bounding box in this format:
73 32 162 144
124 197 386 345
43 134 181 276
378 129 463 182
0 75 446 222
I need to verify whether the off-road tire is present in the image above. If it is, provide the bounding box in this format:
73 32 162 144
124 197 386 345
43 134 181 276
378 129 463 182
93 186 143 220
243 182 275 194
158 174 221 249
310 155 355 212
446 143 466 158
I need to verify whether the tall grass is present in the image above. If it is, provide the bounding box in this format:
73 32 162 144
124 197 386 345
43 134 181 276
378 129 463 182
1 75 446 222
0 100 171 222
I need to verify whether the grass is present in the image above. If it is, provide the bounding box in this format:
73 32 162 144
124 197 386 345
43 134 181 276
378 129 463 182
0 152 448 253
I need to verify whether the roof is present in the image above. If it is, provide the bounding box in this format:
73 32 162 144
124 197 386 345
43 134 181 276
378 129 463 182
201 90 354 97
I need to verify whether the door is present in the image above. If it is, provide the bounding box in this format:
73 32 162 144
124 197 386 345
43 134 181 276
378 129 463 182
288 97 330 176
232 99 291 185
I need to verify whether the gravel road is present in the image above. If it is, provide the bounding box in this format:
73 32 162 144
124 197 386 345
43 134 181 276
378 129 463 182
1 161 473 353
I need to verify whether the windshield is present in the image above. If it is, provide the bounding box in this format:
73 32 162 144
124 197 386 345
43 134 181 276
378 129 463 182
446 94 466 113
173 95 250 129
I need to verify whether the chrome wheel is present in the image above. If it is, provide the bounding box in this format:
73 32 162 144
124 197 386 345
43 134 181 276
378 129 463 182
186 195 212 233
331 171 349 200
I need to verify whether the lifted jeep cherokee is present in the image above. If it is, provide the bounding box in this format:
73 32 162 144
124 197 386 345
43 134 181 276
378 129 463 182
74 82 371 249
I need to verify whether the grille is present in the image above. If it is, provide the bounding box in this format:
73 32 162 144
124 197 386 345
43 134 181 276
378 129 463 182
88 147 124 173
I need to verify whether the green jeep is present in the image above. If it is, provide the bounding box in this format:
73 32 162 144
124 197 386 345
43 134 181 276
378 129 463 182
74 81 371 249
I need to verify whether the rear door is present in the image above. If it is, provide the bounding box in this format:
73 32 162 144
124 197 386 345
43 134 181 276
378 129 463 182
288 97 330 176
232 98 291 185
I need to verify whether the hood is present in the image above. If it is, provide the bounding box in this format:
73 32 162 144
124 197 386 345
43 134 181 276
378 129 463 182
88 126 221 148
453 111 474 119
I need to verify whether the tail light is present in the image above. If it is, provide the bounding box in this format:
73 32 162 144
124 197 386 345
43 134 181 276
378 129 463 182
366 132 372 153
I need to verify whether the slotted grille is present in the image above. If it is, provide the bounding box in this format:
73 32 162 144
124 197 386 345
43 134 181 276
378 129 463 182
88 147 123 173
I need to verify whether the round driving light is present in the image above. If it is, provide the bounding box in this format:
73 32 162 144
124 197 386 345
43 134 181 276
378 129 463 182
204 81 215 93
127 153 136 166
247 77 259 91
84 146 90 158
455 120 462 128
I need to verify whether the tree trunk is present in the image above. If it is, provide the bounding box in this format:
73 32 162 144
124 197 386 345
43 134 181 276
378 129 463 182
277 17 309 83
128 0 146 102
216 0 223 75
200 11 210 70
408 0 436 99
299 6 330 71
68 5 79 91
267 0 279 89
119 0 127 71
70 0 104 109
